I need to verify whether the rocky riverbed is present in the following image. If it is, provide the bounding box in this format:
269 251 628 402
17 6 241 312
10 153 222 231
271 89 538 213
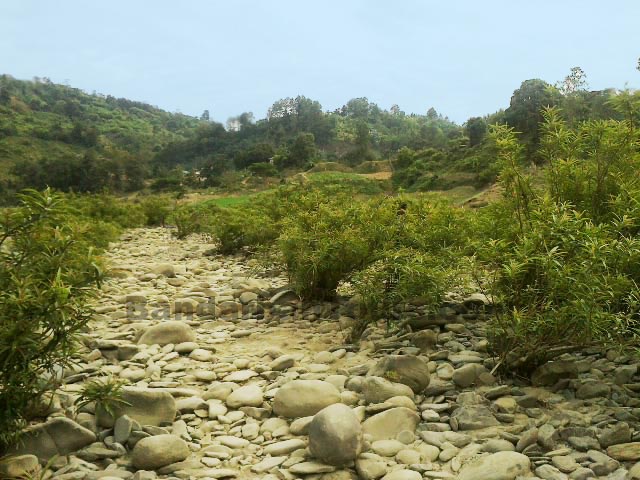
4 228 640 480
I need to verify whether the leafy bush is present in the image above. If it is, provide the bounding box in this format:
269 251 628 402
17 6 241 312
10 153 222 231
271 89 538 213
0 189 102 450
205 206 280 254
247 162 279 177
483 110 640 373
351 248 454 339
65 192 146 229
75 377 130 417
137 195 174 226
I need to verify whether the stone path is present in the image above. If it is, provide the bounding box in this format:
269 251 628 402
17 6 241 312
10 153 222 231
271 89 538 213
5 228 640 480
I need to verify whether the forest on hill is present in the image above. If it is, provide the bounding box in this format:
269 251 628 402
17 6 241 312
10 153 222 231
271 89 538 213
0 68 630 201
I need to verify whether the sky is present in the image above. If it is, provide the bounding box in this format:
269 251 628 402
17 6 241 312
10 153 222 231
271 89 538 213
1 1 639 124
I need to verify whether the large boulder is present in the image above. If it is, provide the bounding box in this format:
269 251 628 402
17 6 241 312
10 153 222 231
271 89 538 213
361 376 414 404
149 263 176 277
226 385 264 409
273 380 341 418
367 356 430 393
450 405 499 430
131 434 190 470
96 387 176 428
10 417 96 461
137 321 195 346
457 452 531 480
0 454 40 478
531 360 578 386
309 404 362 466
362 407 420 442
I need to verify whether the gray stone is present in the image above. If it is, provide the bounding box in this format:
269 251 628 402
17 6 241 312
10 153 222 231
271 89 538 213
615 364 637 385
356 456 388 480
269 290 300 306
361 376 414 404
452 363 488 388
367 355 430 393
114 415 135 444
138 321 195 346
551 455 579 473
270 354 296 371
568 467 595 480
575 382 610 400
483 439 515 452
131 434 189 470
531 361 578 386
598 422 632 448
10 417 96 461
289 462 336 475
362 408 420 442
535 464 568 480
450 405 499 430
273 380 341 418
0 454 40 478
457 452 531 480
629 462 640 480
381 470 421 480
538 423 558 450
264 439 307 456
150 264 175 277
97 387 176 428
309 404 362 466
226 385 263 409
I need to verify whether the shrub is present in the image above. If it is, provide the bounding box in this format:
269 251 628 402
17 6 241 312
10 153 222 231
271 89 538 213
0 189 102 450
137 195 174 226
65 192 146 229
483 110 640 373
279 197 374 299
205 206 279 254
247 162 278 178
351 248 454 339
75 377 130 417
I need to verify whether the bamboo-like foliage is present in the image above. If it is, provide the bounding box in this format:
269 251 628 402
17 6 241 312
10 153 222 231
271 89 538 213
0 189 102 451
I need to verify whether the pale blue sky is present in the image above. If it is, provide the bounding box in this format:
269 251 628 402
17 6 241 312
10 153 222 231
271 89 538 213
1 1 638 124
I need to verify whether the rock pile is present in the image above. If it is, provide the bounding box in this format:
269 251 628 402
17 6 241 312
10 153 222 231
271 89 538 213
5 228 640 480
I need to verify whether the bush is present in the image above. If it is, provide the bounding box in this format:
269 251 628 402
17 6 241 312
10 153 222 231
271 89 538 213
483 111 640 373
205 206 280 254
0 189 102 450
65 192 146 229
351 248 454 339
137 195 174 226
247 162 278 178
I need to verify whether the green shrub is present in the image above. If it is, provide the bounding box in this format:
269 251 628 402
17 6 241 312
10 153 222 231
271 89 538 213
247 162 279 177
0 189 102 450
137 195 174 226
206 206 280 254
483 110 640 373
170 203 218 239
279 196 375 299
65 192 146 229
351 248 454 339
75 377 130 417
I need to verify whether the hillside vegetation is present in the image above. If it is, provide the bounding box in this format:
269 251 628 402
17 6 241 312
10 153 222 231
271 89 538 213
1 68 631 201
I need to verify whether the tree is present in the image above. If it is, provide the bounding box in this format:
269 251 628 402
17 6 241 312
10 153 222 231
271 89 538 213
285 133 316 168
0 190 102 449
465 117 488 147
505 79 560 159
200 110 210 121
235 143 274 169
557 67 588 95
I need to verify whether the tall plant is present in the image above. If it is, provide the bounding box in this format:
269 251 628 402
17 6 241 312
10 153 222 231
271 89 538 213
0 189 102 451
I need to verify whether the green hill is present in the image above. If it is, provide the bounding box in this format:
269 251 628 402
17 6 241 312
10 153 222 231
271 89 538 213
0 74 203 197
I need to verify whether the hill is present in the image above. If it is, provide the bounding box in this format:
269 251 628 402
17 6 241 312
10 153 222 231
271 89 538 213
0 74 203 197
